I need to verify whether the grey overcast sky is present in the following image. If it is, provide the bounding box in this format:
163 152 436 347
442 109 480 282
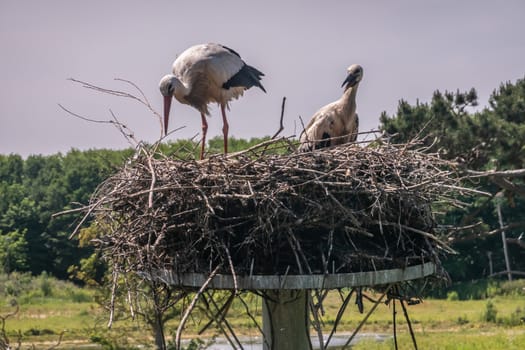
1 0 524 157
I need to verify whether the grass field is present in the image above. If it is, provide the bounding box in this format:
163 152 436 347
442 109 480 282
342 295 525 349
1 274 525 349
352 330 525 350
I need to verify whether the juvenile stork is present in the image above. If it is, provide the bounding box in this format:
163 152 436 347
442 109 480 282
299 64 363 151
159 43 266 159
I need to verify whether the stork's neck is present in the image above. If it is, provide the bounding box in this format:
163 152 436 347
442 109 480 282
172 77 191 104
340 84 359 114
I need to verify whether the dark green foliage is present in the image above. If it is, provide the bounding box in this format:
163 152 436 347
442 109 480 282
0 138 274 280
426 278 525 300
379 76 525 281
427 279 492 300
0 154 23 184
207 135 271 153
380 88 479 165
0 229 28 273
0 148 131 278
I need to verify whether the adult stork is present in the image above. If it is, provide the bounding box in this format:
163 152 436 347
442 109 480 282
299 64 363 151
159 43 266 159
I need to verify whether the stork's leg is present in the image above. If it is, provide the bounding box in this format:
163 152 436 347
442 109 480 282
220 104 229 155
200 112 208 160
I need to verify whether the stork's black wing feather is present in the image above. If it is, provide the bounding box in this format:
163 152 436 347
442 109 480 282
220 45 241 58
316 132 332 149
223 64 266 93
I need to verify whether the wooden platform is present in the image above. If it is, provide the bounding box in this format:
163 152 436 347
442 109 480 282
144 262 436 290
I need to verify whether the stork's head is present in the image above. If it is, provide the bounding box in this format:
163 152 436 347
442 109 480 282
159 74 179 136
342 64 364 90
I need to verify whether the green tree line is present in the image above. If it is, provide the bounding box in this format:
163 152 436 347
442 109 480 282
1 76 524 284
0 148 132 278
0 137 268 280
380 75 525 281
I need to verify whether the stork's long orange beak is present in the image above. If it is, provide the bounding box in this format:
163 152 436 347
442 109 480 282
163 95 172 136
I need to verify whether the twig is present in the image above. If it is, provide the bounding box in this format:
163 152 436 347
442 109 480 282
197 292 237 349
507 238 525 249
466 168 525 178
392 297 398 350
238 293 270 349
325 289 354 348
342 284 393 349
198 291 235 335
145 153 156 208
58 103 139 148
58 103 117 124
400 298 419 350
1 303 20 349
68 77 164 135
46 330 65 350
272 96 286 139
309 294 325 350
175 266 220 350
205 292 243 349
107 267 119 328
225 246 238 293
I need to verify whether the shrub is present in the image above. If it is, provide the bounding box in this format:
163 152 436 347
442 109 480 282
39 271 53 297
18 290 44 304
447 291 459 301
66 287 92 303
500 306 525 326
456 315 469 325
23 328 55 336
482 299 498 323
497 279 525 296
0 272 33 297
429 279 491 300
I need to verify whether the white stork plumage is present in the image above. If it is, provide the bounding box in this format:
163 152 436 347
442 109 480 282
299 64 363 151
159 43 266 159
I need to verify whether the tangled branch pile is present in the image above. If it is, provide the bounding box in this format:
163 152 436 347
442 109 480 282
88 138 460 278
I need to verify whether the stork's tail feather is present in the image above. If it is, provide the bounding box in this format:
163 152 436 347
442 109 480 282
223 64 266 92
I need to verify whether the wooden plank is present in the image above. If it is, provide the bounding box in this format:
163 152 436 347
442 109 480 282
143 262 436 290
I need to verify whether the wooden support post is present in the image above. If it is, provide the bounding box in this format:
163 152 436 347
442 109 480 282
262 290 312 350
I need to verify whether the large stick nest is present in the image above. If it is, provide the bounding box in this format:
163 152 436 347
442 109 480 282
89 138 459 278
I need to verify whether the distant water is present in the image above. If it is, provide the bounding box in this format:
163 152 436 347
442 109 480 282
183 333 390 349
54 333 390 349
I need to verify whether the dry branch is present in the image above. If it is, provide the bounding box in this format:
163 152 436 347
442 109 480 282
507 238 525 249
271 96 286 139
464 168 525 198
1 303 20 350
